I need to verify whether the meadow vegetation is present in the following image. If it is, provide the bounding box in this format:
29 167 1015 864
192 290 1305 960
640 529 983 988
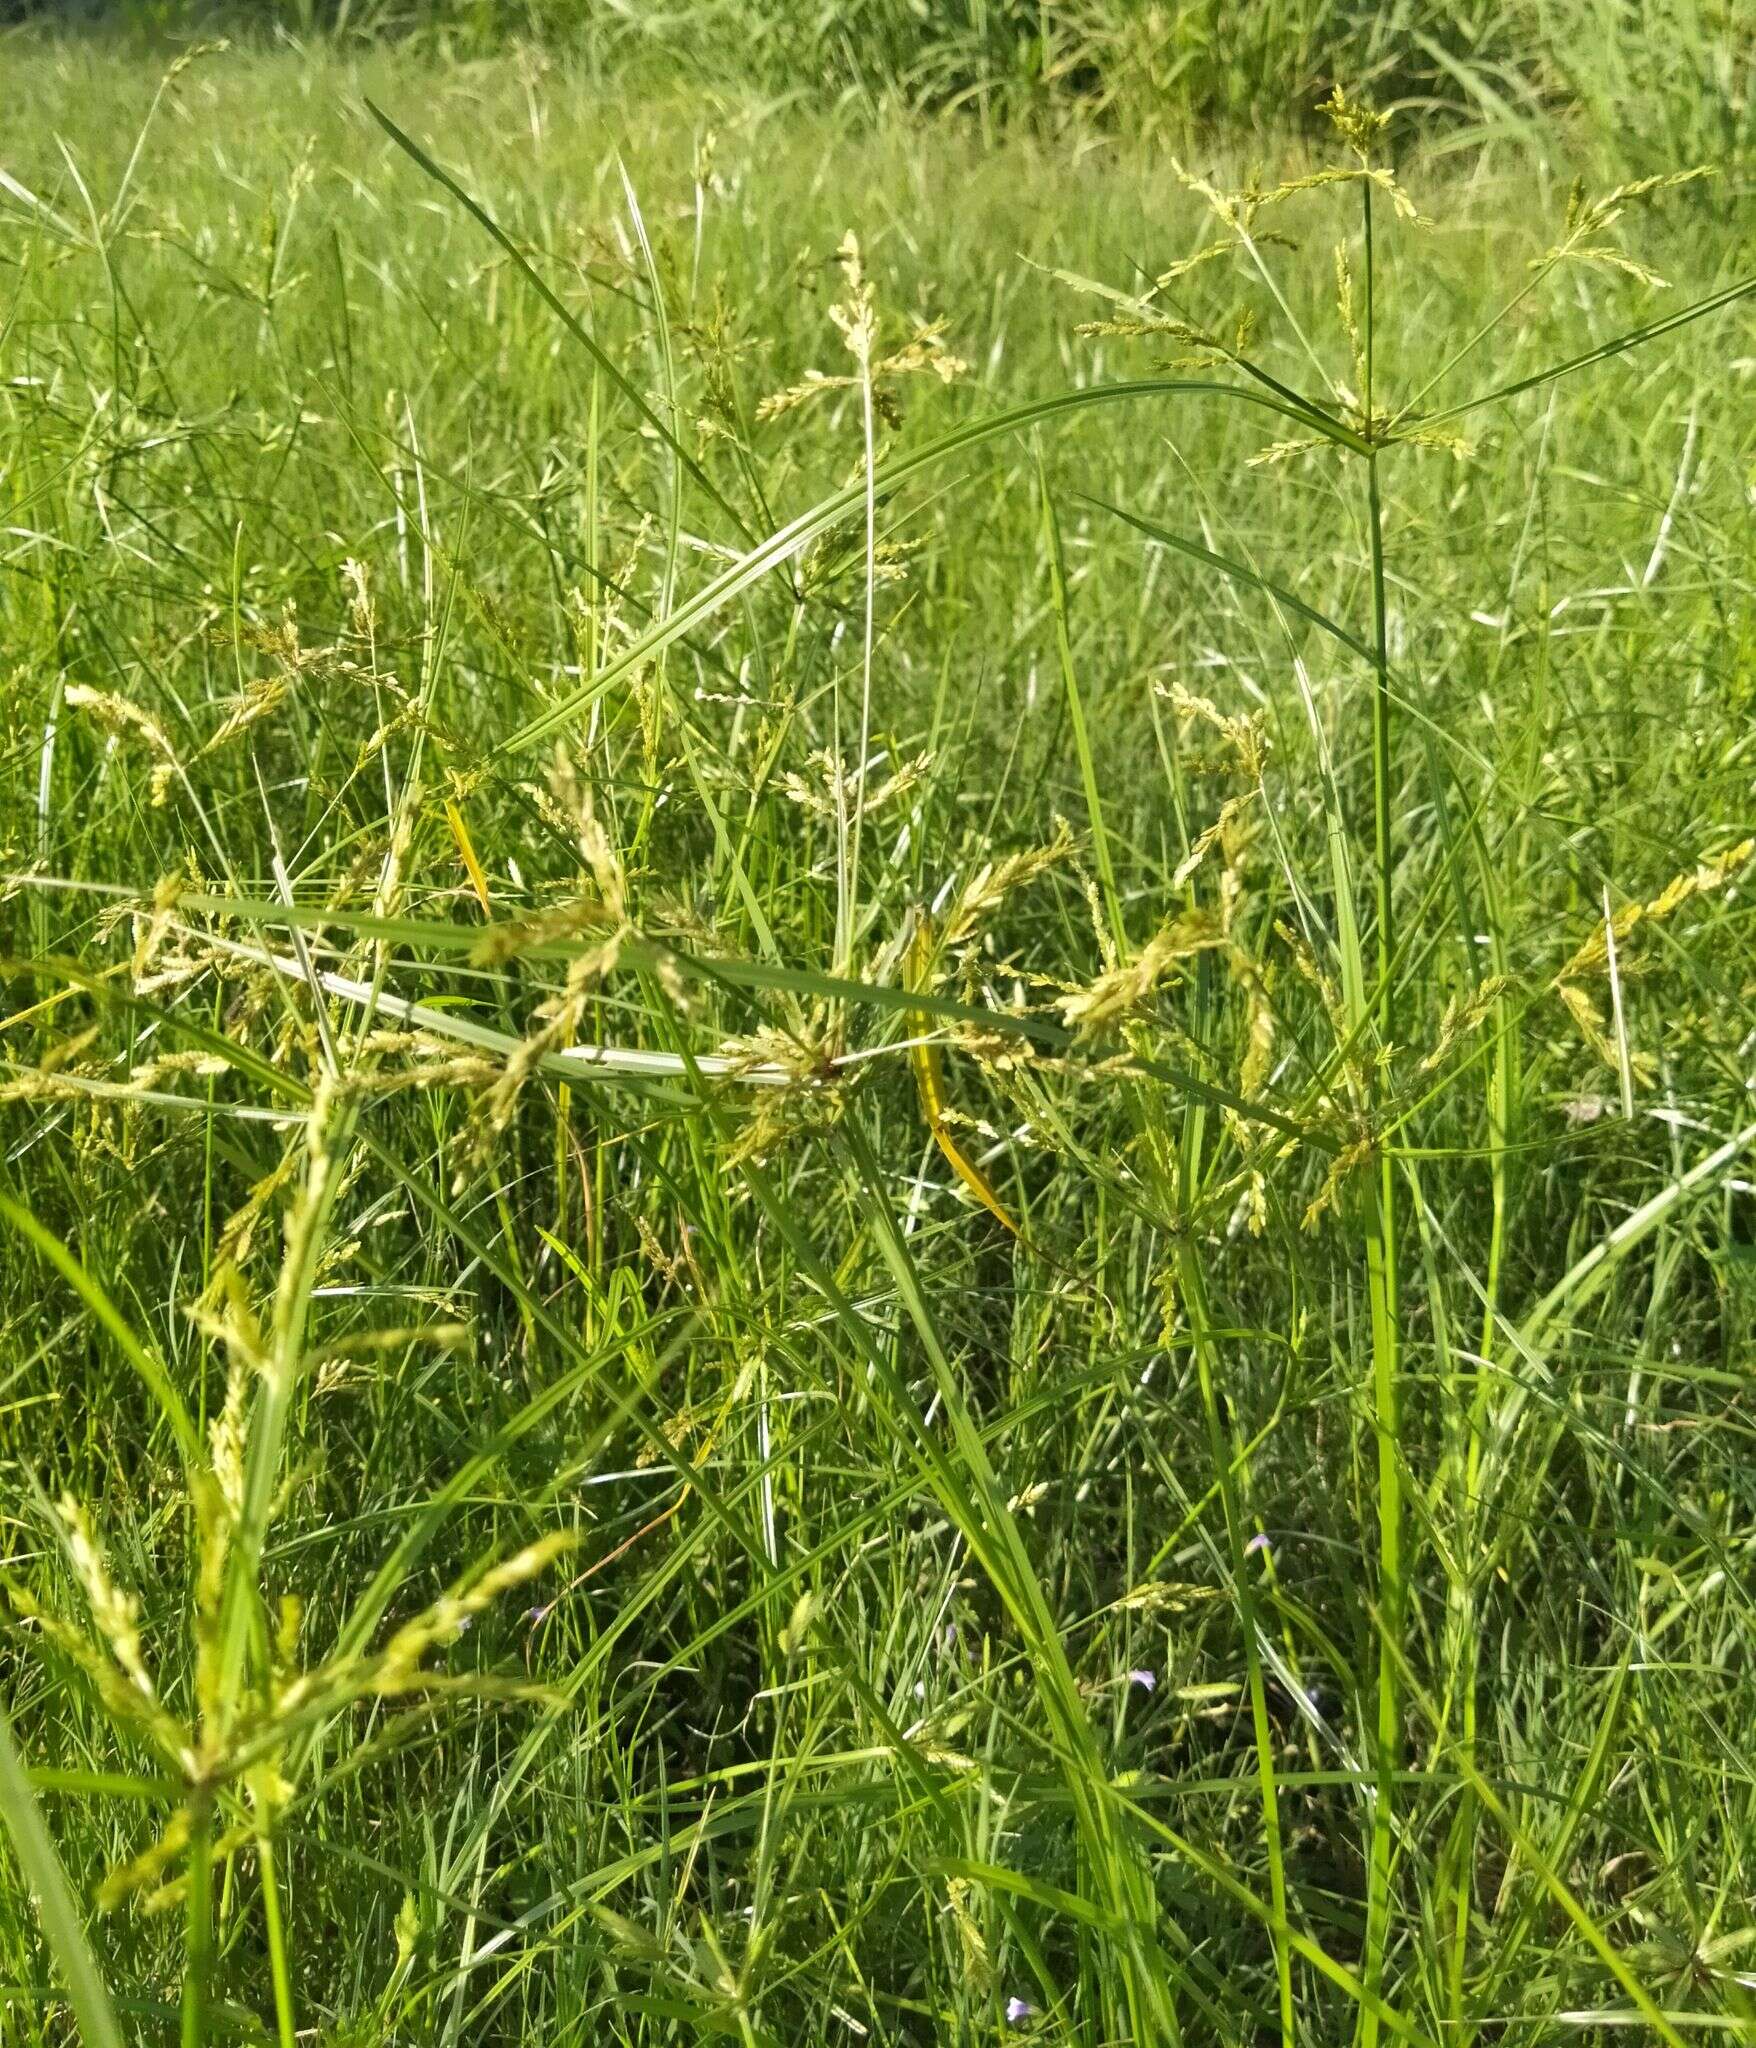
1 12 1754 2045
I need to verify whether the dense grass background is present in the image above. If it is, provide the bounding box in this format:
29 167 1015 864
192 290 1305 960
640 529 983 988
2 15 1755 2048
12 0 1756 166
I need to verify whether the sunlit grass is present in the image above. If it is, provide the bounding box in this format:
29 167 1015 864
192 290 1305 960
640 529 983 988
2 27 1755 2047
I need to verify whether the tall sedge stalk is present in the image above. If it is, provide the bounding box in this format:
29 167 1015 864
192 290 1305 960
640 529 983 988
181 1796 215 2048
1357 166 1404 2048
260 1833 298 2048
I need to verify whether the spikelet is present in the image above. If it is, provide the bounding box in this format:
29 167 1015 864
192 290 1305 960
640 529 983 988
944 1877 994 1995
195 672 293 760
207 1149 301 1278
0 1071 97 1104
1173 791 1259 889
64 684 180 806
186 1262 270 1389
1276 919 1348 1045
358 1532 578 1698
721 1061 850 1169
476 944 629 1141
1394 423 1474 460
1532 167 1714 289
130 870 191 982
1115 1580 1220 1615
778 1589 818 1656
4 1577 190 1767
1236 959 1277 1100
1421 974 1515 1072
392 1892 421 1981
781 747 932 821
1215 947 1284 1216
1557 839 1752 985
97 1809 192 1912
342 555 375 644
1302 1133 1374 1233
1246 435 1326 469
935 817 1076 955
469 896 620 966
190 1470 232 1733
465 761 640 1139
1555 980 1658 1087
1157 681 1269 783
1056 910 1225 1038
164 36 228 82
1336 243 1365 390
757 230 965 428
1553 839 1751 1077
55 1496 156 1702
127 1049 230 1088
1318 84 1391 160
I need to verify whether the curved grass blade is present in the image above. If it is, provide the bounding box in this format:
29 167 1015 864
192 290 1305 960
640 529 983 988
1082 491 1376 662
0 1189 200 1466
500 376 1371 756
1420 273 1756 428
1522 1119 1756 1347
106 891 1320 1142
0 1702 126 2048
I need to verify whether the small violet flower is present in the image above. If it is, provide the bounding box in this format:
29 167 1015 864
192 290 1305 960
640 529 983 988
1127 1668 1156 1692
1244 1531 1271 1558
1005 1996 1038 2024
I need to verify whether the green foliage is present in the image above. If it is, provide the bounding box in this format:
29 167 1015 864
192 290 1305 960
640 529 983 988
1 31 1754 2048
17 0 1756 166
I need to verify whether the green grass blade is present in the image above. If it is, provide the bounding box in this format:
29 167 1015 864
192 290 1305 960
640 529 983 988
363 98 752 542
0 1701 126 2048
499 376 1369 756
0 1189 200 1466
1083 491 1376 662
1422 274 1756 426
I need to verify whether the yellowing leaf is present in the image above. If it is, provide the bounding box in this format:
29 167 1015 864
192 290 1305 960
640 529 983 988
444 799 492 914
907 921 1020 1239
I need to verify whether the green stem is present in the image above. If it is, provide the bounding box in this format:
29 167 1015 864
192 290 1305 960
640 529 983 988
261 1831 297 2048
182 1795 214 2048
1358 166 1404 2048
1367 459 1393 1047
1361 1154 1403 2048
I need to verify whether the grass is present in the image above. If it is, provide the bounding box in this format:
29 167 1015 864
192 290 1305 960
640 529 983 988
2 23 1756 2047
